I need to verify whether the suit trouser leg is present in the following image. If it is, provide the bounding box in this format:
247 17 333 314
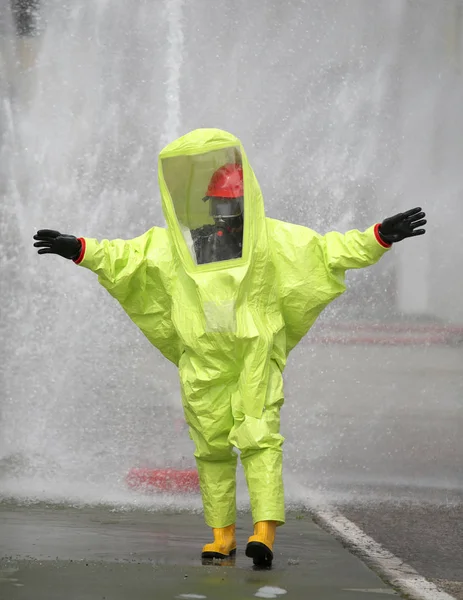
232 407 285 525
182 388 237 528
229 364 285 526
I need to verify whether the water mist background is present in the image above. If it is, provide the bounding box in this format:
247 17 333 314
0 0 462 508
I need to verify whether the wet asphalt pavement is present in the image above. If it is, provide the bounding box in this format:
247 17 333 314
0 503 399 600
342 500 463 599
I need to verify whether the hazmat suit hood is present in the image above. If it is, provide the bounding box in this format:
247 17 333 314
158 128 267 271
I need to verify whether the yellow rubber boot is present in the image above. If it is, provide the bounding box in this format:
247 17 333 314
245 520 276 567
201 524 236 561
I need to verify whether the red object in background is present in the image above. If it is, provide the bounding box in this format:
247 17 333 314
126 468 200 493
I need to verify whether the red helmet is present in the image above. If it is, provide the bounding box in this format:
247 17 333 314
205 163 243 198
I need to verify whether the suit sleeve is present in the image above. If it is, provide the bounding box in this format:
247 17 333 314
74 228 164 302
322 223 391 273
73 227 181 365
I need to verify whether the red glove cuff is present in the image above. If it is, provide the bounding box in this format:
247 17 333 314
374 223 392 249
73 238 86 264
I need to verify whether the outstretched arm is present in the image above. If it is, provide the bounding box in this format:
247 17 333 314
322 207 427 272
33 228 158 296
33 227 181 364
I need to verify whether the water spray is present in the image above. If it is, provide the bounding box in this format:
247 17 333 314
125 0 200 494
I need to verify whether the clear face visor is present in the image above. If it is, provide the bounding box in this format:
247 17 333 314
161 146 244 265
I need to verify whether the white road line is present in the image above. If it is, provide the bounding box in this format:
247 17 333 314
311 508 457 600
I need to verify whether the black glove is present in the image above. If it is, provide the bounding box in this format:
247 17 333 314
378 207 427 244
33 229 82 260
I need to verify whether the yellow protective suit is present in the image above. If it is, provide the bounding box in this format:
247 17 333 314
75 128 390 528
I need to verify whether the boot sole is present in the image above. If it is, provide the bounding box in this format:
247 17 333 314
201 547 236 560
245 541 273 567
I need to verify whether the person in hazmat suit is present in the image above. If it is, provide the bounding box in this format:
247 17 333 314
33 128 427 567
